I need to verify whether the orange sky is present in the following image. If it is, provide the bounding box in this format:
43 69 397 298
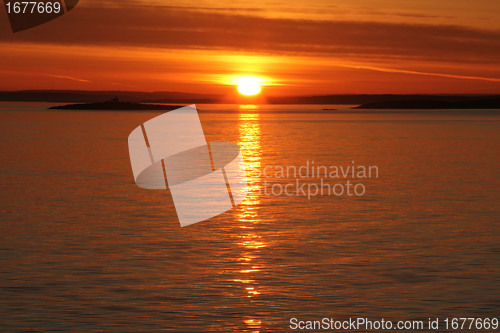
1 0 500 95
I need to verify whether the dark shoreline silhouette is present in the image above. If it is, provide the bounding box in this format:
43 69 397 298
2 90 500 106
49 98 183 110
353 98 500 109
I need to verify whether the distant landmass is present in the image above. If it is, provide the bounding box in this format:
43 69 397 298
2 90 500 106
49 98 183 110
354 98 500 109
0 90 219 104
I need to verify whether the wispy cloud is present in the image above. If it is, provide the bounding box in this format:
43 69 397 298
0 70 91 83
343 65 500 82
2 6 499 65
42 73 91 83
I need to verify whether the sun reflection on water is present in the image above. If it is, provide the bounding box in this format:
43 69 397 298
244 318 262 333
232 111 265 331
237 111 262 209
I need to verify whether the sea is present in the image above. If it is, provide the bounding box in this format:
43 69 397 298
1 102 499 332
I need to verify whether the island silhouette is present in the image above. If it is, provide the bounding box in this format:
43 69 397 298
354 98 500 109
49 97 183 110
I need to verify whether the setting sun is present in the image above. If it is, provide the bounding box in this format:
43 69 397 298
236 77 262 96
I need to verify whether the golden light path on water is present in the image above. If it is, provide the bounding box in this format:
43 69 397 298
235 107 264 333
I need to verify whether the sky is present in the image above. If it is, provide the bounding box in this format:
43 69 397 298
1 0 500 95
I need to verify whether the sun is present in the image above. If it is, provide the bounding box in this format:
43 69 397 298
236 76 262 96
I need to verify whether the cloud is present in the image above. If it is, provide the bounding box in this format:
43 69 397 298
42 73 91 82
0 70 91 83
1 5 499 66
339 64 500 82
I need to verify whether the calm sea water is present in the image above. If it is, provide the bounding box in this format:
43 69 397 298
1 102 499 332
